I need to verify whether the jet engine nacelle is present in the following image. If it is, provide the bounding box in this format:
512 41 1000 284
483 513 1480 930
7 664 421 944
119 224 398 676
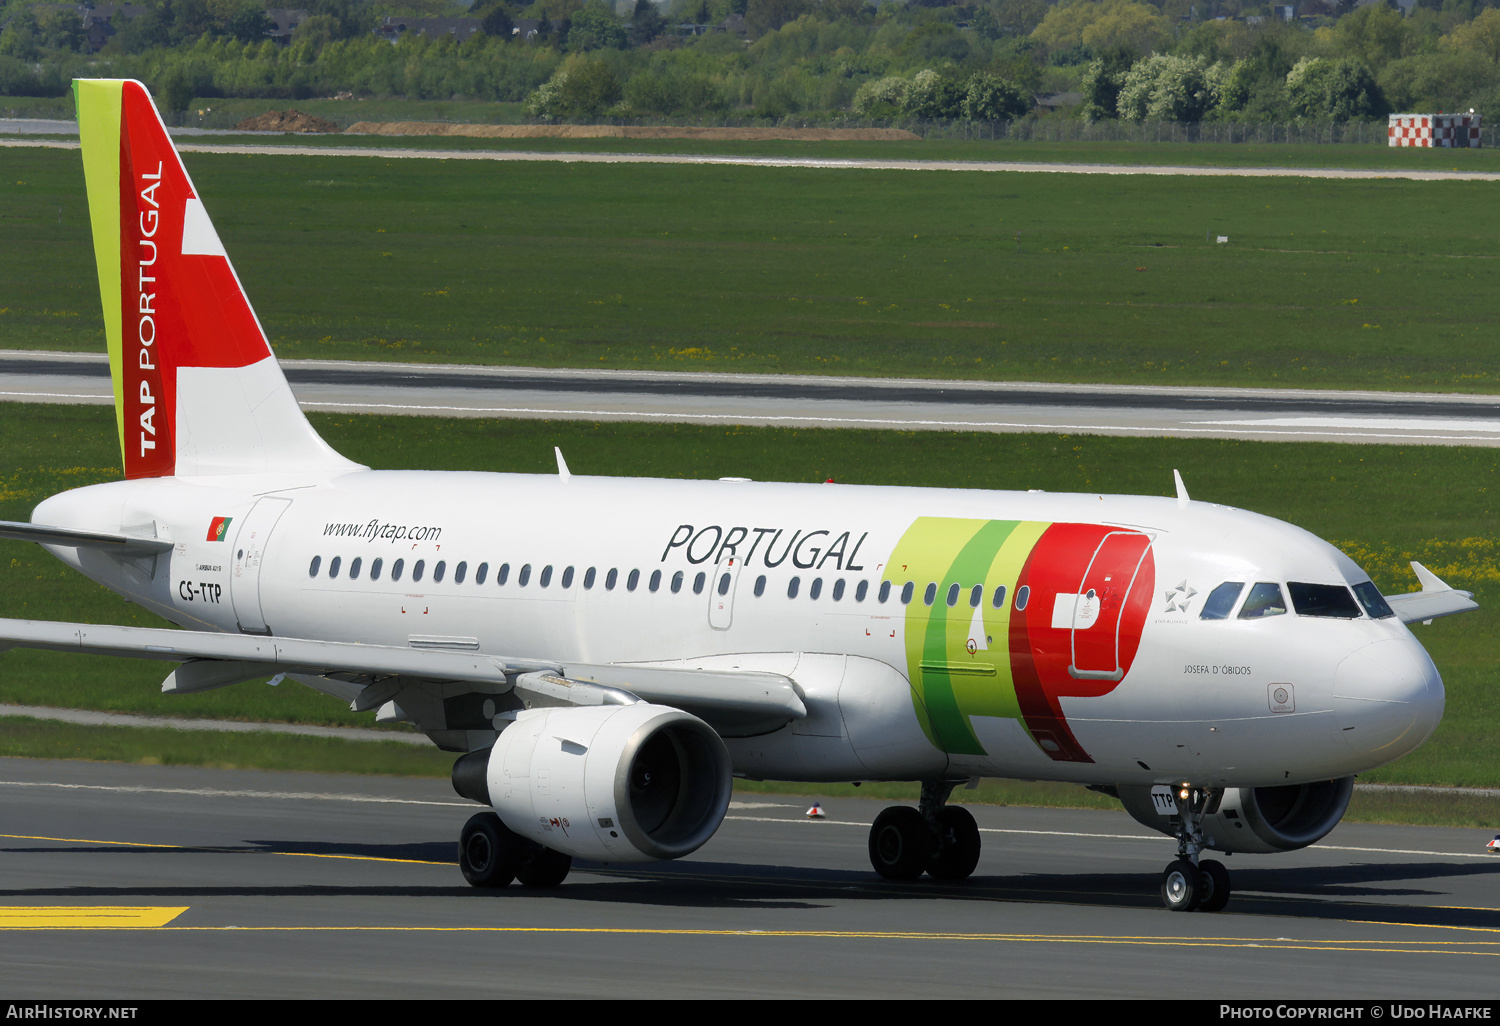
1116 778 1354 855
452 702 733 863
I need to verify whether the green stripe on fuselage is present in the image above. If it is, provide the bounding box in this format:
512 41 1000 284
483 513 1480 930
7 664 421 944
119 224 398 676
890 517 1049 756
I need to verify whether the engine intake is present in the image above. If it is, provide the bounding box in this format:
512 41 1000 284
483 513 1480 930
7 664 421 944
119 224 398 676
452 702 732 863
1117 777 1354 855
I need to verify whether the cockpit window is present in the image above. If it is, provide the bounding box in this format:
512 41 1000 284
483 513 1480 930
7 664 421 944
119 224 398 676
1289 582 1362 619
1352 581 1395 620
1199 582 1245 620
1238 582 1287 619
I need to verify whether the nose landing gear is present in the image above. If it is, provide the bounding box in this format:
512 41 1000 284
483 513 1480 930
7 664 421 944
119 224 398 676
868 780 981 882
1160 787 1231 913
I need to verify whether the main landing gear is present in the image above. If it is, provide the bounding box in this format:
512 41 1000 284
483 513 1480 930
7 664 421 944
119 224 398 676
1159 787 1231 913
458 812 573 889
868 780 981 882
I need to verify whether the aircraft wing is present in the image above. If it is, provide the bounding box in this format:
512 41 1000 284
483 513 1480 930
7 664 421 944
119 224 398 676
0 520 173 554
1383 562 1480 624
0 617 806 738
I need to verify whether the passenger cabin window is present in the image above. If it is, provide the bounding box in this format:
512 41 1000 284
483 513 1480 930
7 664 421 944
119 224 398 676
719 572 733 597
879 581 892 603
1238 582 1286 619
832 579 845 601
810 578 822 600
945 583 960 607
1015 585 1030 611
754 575 766 597
519 564 531 587
328 556 341 579
693 572 706 595
476 562 488 585
432 560 444 583
562 567 574 588
924 583 937 606
583 567 595 589
371 558 383 581
649 570 661 593
991 585 1006 609
1200 582 1246 621
349 557 362 580
627 569 640 591
540 566 553 588
412 560 425 583
855 581 867 602
787 577 800 599
1289 582 1362 619
969 584 983 608
391 559 405 582
308 556 321 578
1353 581 1395 619
900 582 914 604
497 563 510 586
606 569 618 590
671 571 684 594
454 561 466 584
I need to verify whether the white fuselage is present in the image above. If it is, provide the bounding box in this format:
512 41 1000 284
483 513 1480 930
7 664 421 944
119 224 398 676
34 469 1444 791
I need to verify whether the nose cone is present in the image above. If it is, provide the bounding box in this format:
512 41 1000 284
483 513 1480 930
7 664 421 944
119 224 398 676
1333 637 1445 767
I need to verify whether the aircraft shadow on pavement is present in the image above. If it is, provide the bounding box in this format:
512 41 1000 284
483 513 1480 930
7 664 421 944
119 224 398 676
4 839 1496 925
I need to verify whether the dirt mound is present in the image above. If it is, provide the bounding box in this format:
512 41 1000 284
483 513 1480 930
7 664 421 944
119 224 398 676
235 110 342 134
343 121 918 142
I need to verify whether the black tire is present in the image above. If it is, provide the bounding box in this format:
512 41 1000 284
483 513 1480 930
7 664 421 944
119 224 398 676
1197 858 1231 913
515 844 573 888
1161 858 1199 912
927 805 981 881
868 806 932 881
458 811 522 888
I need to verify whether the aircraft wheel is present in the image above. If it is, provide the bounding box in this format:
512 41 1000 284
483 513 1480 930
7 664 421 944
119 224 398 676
868 806 932 881
515 845 573 888
927 806 981 881
1197 858 1231 913
459 812 522 888
1161 858 1200 912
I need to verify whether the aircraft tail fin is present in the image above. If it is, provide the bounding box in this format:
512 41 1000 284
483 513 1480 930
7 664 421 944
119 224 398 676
73 79 358 479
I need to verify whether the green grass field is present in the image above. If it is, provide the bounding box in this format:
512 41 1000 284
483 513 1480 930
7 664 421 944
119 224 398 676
7 144 1500 390
0 404 1492 804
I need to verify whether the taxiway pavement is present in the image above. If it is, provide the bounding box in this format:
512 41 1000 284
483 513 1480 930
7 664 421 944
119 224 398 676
0 757 1496 999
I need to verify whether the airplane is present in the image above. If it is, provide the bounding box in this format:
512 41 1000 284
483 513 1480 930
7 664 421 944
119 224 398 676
0 78 1478 912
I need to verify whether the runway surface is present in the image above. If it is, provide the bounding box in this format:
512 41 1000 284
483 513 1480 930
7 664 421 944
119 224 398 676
1 757 1497 999
5 349 1499 446
7 126 1500 182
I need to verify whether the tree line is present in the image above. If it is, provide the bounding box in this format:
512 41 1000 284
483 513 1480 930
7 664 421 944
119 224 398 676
5 0 1500 123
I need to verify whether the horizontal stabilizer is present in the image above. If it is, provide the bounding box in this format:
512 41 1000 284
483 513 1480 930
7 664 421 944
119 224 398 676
0 520 173 554
1384 561 1479 624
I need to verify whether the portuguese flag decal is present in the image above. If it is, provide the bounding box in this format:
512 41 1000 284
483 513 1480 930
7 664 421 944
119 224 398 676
207 516 232 542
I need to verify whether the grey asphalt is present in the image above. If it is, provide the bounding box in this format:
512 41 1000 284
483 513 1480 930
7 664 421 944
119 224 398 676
5 349 1499 446
0 756 1497 999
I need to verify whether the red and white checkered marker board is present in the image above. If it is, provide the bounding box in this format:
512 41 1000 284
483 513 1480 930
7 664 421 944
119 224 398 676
805 803 826 818
1389 113 1482 148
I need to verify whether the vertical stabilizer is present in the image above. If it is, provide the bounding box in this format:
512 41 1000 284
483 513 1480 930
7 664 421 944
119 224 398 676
73 79 359 479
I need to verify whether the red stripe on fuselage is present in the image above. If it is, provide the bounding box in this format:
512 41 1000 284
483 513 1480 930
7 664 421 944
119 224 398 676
1009 522 1155 763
